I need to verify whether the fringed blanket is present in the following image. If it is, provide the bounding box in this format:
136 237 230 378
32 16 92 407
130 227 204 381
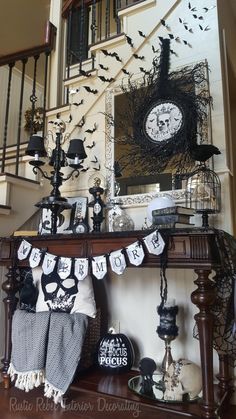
8 309 88 406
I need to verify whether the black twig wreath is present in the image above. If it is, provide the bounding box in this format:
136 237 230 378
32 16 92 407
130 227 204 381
106 39 212 176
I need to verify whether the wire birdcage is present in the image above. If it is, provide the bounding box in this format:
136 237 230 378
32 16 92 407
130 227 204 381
186 164 221 228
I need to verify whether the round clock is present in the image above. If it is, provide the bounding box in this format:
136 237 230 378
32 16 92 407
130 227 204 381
73 220 88 234
143 100 184 143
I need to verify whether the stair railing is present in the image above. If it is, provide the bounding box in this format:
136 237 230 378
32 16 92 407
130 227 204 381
0 21 56 176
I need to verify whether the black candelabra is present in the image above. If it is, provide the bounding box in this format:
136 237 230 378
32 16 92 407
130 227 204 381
26 118 87 234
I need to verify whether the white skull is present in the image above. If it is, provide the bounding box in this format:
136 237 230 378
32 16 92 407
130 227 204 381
52 118 66 133
163 359 202 401
157 112 171 133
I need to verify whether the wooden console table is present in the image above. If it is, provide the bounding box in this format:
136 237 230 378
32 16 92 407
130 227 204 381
0 228 234 419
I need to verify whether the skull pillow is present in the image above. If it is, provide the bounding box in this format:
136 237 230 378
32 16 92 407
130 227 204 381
163 358 202 401
32 266 96 317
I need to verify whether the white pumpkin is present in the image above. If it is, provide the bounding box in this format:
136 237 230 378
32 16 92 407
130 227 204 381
163 358 202 401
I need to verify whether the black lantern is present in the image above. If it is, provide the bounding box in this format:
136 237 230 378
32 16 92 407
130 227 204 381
26 120 87 235
186 163 221 228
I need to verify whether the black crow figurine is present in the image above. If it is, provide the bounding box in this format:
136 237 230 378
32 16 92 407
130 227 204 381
190 144 221 163
19 271 39 312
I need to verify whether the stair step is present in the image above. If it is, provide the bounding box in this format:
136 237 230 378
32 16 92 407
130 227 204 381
0 204 11 215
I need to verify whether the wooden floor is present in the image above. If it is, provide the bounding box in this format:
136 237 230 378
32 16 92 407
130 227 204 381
0 369 235 419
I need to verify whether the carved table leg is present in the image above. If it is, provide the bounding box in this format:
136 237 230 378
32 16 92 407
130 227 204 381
1 265 19 388
191 269 217 419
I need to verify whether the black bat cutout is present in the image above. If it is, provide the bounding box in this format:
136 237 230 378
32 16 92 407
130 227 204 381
77 116 85 128
93 164 101 171
138 30 146 38
86 141 95 149
152 45 159 53
101 49 122 62
79 69 92 77
91 155 98 163
85 123 97 134
199 25 210 31
125 35 134 48
83 86 98 94
81 167 89 172
139 67 150 75
160 19 170 29
73 99 84 107
67 114 72 123
121 68 131 75
99 64 109 71
133 53 145 61
98 75 115 83
188 2 196 12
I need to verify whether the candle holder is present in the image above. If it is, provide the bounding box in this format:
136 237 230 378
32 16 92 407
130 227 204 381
88 177 105 232
157 302 178 373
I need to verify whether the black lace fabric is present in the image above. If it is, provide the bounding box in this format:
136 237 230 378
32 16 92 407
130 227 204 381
193 230 236 366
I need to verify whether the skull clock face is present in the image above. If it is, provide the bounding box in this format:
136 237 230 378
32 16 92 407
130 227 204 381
143 100 183 143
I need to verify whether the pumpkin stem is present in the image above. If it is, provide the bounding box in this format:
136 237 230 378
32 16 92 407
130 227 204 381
108 327 116 334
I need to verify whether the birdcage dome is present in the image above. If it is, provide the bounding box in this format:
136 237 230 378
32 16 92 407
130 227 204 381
186 164 221 227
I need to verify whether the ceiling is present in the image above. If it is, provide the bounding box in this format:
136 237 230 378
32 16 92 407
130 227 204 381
0 0 51 56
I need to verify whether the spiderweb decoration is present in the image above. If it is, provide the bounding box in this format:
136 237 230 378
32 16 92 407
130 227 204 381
106 39 212 177
193 231 236 366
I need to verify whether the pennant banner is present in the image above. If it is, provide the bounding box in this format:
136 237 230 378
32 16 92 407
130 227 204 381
42 253 57 275
57 257 72 279
74 258 89 281
29 247 42 268
143 231 165 256
17 239 32 260
92 255 107 280
109 249 126 275
126 241 145 266
17 230 166 279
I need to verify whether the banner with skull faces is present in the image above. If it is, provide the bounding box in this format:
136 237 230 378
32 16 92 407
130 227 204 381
17 230 165 279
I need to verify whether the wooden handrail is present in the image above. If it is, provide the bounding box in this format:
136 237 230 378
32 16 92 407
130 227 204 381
0 21 56 67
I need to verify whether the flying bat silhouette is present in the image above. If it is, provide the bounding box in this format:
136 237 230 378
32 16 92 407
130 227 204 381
101 49 122 62
160 19 170 30
193 14 203 20
199 24 210 31
121 68 131 75
77 116 85 128
125 35 134 48
79 69 92 77
86 141 95 149
93 164 100 171
152 45 159 53
133 53 145 60
81 166 89 172
73 99 84 107
91 155 98 163
138 30 146 38
98 75 115 83
67 114 72 123
83 86 98 94
188 2 196 12
99 63 109 71
85 123 97 134
139 67 150 75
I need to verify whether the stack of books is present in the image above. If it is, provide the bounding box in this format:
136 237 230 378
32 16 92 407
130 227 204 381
152 206 195 228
